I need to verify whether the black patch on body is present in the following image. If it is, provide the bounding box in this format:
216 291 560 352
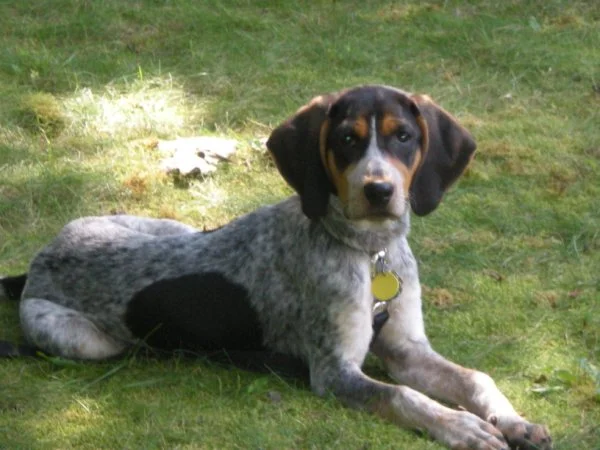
125 272 264 352
1 273 27 301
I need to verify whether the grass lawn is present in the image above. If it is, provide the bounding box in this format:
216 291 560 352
1 1 598 448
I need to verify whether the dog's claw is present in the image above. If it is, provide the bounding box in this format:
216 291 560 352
492 417 552 450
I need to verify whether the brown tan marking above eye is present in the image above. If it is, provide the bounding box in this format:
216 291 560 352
380 114 401 137
352 116 369 140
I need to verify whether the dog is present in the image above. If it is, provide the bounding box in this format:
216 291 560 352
0 85 551 449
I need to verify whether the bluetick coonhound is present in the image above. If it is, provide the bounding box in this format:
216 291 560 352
1 85 551 450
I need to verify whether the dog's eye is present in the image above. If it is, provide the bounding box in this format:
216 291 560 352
397 131 411 143
343 133 357 146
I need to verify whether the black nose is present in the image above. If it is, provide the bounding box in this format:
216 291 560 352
364 182 395 207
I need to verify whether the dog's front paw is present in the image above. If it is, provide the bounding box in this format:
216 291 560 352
489 415 552 450
433 410 509 450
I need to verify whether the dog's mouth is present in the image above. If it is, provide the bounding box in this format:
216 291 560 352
366 210 399 220
349 198 409 222
346 208 402 223
330 195 405 223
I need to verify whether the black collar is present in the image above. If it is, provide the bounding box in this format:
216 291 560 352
372 310 390 341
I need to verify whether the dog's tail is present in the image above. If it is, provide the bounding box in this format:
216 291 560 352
0 273 27 302
0 273 39 357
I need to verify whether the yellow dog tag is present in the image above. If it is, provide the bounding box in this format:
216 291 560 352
371 271 401 302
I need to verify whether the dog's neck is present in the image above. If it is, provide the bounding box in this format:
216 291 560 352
319 196 410 255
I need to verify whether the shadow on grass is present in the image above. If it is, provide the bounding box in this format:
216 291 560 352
0 158 120 248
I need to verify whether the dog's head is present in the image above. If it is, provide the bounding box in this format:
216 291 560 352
267 85 476 220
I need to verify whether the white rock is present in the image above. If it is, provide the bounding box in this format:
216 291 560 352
158 136 237 176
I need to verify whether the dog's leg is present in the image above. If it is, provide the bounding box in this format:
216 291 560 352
371 303 552 450
20 298 128 360
312 362 508 450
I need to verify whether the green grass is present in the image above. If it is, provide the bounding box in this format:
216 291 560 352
1 0 599 448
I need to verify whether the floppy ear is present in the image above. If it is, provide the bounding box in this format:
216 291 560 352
266 94 337 219
409 95 477 216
